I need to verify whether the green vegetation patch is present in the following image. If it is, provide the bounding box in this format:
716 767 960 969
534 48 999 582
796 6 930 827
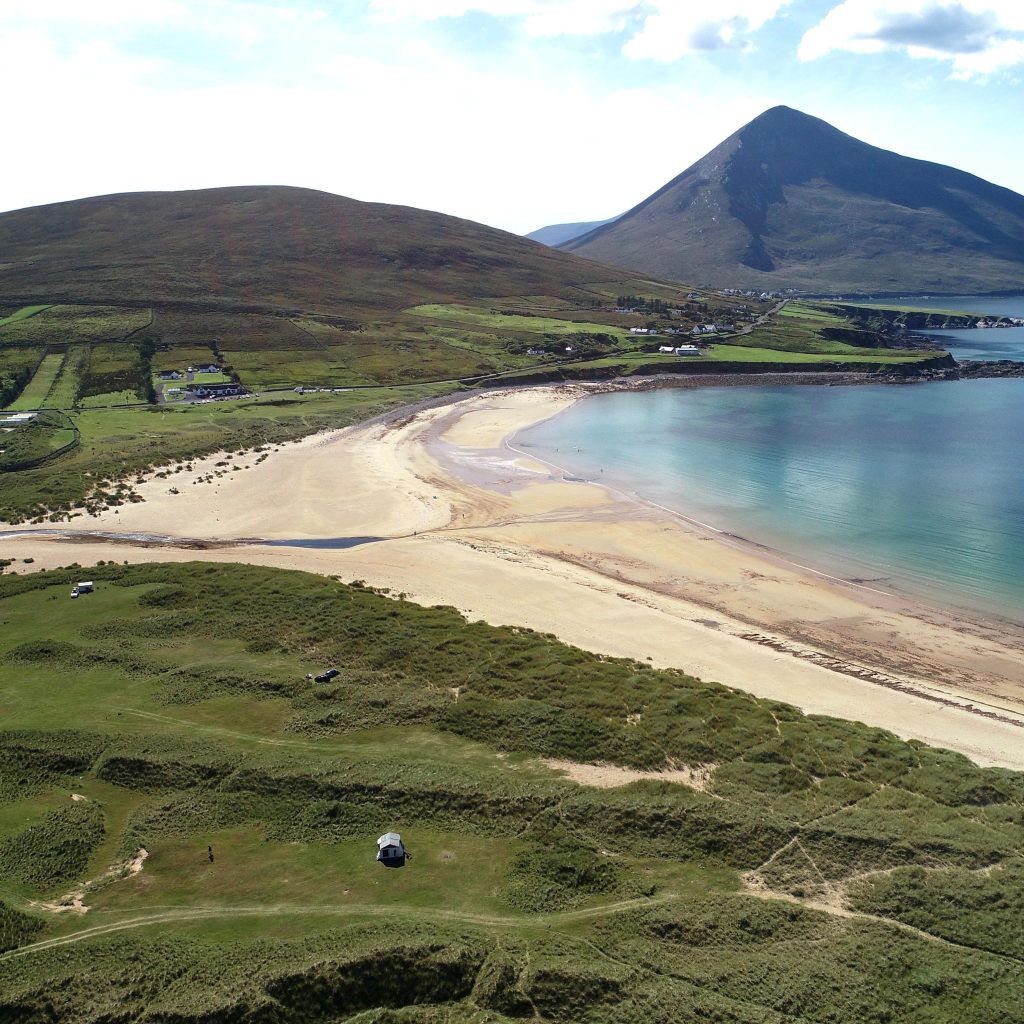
0 305 52 327
0 349 43 409
78 342 147 403
3 353 64 411
706 343 927 364
44 345 90 409
0 901 44 954
0 410 77 471
0 801 105 890
0 305 149 347
408 303 630 338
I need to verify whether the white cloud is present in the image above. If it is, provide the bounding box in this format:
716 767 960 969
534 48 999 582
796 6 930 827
800 1 1024 77
369 0 634 36
370 0 789 54
624 2 791 60
4 0 184 25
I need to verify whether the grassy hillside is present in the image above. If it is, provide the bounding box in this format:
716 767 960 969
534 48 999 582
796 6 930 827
0 561 1021 1022
0 186 656 318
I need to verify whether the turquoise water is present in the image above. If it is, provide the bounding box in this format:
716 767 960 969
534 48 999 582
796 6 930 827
908 294 1024 361
518 379 1024 621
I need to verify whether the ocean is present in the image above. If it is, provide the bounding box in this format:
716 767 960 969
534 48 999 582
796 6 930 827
517 297 1024 622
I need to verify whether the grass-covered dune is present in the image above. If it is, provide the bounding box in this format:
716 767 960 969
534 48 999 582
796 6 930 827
0 561 1021 1022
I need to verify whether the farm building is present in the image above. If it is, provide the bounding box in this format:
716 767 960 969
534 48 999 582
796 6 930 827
188 382 245 398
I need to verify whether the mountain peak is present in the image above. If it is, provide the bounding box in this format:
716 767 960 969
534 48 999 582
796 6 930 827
563 110 1024 293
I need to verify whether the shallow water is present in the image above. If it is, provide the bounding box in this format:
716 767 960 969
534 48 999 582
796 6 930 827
261 536 384 549
519 378 1024 621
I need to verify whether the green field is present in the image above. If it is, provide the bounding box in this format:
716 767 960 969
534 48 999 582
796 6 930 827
776 300 846 322
0 349 39 409
45 345 90 409
0 410 77 470
408 303 631 338
0 562 1021 1022
0 304 52 327
705 343 928 363
4 352 64 410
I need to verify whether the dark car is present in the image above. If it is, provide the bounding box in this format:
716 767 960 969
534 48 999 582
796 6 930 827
314 668 339 683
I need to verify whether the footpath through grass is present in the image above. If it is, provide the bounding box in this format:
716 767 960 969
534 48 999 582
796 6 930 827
0 561 1021 1022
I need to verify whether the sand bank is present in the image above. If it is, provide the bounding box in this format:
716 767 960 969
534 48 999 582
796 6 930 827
3 384 1023 770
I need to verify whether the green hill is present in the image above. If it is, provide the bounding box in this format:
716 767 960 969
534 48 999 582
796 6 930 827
563 106 1024 294
0 185 647 317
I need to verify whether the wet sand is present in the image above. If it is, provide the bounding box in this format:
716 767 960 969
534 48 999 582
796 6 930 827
3 384 1023 769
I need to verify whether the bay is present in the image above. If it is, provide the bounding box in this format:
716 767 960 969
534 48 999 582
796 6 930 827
905 294 1024 361
518 378 1024 622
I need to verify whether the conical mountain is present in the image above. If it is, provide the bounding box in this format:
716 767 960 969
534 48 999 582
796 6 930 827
563 106 1024 293
0 185 638 316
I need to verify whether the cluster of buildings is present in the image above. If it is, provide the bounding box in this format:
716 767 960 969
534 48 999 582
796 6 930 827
158 365 246 401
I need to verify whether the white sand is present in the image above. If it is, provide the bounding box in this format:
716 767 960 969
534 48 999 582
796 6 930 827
3 385 1023 769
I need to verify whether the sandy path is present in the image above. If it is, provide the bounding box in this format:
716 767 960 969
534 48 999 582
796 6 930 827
3 385 1023 770
0 893 678 963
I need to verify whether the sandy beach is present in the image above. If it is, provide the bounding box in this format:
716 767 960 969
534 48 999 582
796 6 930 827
3 384 1024 770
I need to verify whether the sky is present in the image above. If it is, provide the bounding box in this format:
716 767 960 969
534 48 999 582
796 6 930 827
2 0 1023 234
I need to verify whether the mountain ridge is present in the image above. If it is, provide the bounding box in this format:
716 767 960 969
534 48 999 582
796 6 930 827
526 216 619 246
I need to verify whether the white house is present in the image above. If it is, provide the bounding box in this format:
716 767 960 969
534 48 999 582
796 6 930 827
673 345 701 356
658 346 675 353
376 832 405 864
